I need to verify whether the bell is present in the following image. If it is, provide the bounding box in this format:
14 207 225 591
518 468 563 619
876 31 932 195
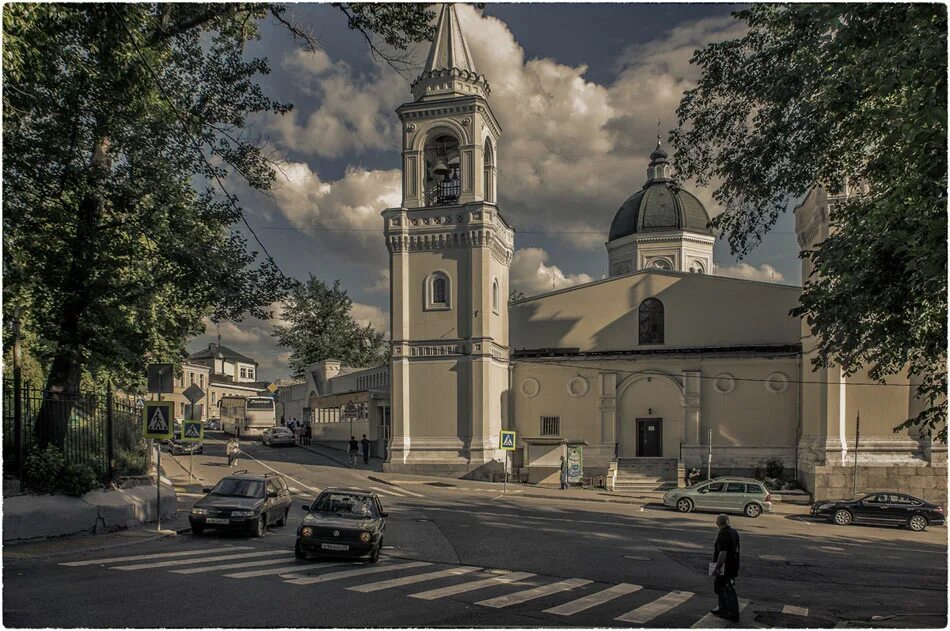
432 159 449 180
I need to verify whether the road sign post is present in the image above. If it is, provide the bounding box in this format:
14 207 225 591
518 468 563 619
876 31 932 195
181 419 203 482
499 430 517 494
343 401 360 438
144 398 173 532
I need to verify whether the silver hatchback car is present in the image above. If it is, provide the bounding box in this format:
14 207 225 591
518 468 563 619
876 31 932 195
663 477 773 518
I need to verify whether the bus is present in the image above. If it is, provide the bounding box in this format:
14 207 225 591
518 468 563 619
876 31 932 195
220 396 276 437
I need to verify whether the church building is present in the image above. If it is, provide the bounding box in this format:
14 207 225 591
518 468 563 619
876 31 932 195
375 4 945 504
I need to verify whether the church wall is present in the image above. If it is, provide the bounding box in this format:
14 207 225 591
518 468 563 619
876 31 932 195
404 251 471 340
401 358 470 463
510 271 800 353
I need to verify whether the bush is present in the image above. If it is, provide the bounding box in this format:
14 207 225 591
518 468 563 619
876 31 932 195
24 445 67 494
763 458 785 480
23 444 102 496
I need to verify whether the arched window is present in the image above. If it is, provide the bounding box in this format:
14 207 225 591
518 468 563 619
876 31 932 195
689 260 706 274
425 272 451 310
638 298 664 345
424 134 461 206
648 257 673 271
492 278 500 314
484 139 495 202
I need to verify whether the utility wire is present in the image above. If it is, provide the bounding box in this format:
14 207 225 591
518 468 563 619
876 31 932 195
112 6 292 282
252 225 800 236
514 358 920 388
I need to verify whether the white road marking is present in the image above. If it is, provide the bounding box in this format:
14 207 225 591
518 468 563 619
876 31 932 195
409 571 536 600
113 550 285 571
224 562 347 579
284 561 431 585
370 485 407 498
476 578 592 608
172 557 294 574
616 590 694 624
389 486 424 498
347 566 481 593
60 546 253 567
204 436 322 495
691 598 750 627
783 605 809 617
544 583 642 616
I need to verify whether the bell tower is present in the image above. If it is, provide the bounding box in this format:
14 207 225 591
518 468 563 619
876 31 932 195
383 4 514 476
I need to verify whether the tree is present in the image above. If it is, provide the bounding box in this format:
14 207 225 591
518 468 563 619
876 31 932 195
671 4 947 440
509 289 528 303
3 3 434 447
273 277 388 379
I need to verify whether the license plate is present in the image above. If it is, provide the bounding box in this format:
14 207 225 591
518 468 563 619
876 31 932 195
321 543 349 551
206 518 229 524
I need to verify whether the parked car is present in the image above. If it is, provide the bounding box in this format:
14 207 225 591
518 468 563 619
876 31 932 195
811 492 944 532
168 438 203 455
262 426 296 447
205 417 221 431
295 488 387 562
189 472 293 537
663 477 773 518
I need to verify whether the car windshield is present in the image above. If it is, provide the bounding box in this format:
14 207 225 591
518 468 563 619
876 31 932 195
310 493 377 518
211 479 265 498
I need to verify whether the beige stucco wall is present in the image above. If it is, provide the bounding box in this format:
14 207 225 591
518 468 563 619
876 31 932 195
510 270 800 352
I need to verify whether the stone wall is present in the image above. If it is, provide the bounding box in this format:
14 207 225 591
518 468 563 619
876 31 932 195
681 445 796 474
805 464 948 506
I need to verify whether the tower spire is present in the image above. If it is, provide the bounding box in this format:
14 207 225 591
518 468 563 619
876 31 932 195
411 3 490 102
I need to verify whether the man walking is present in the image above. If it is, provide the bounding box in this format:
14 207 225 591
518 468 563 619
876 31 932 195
559 455 569 490
711 514 741 622
227 436 240 468
360 434 370 464
348 436 359 467
304 423 312 445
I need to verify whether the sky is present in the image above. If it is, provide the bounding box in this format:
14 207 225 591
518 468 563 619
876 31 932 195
187 3 803 381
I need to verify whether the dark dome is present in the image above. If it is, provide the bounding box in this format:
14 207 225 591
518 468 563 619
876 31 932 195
608 180 712 241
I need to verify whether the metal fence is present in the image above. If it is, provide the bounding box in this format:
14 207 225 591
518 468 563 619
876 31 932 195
2 383 148 482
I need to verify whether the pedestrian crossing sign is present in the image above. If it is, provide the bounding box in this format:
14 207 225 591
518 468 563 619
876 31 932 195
181 420 203 443
499 430 517 450
143 402 174 439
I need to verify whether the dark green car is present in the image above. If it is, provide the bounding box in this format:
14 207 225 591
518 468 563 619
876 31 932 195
663 477 773 518
190 473 293 537
295 488 387 562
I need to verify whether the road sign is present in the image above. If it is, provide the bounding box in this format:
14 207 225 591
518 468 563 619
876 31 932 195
146 364 174 394
500 430 517 450
343 401 360 419
182 383 205 404
181 420 203 443
143 402 174 439
267 382 278 394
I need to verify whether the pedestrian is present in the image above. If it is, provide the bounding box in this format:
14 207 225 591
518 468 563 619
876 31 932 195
710 514 741 622
227 436 240 468
348 435 360 466
280 414 285 427
360 434 370 464
690 468 702 486
304 423 312 445
559 455 568 490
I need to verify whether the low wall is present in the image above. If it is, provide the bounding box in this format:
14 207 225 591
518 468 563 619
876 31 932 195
803 463 948 506
681 445 796 474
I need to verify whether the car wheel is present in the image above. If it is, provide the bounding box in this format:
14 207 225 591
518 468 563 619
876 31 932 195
833 509 853 526
192 525 204 536
252 515 266 537
277 508 289 527
676 498 693 513
294 540 307 560
907 515 928 532
744 503 762 518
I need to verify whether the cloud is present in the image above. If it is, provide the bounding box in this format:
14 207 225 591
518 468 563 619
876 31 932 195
350 302 390 335
510 247 593 296
366 268 390 294
714 262 785 283
271 49 408 158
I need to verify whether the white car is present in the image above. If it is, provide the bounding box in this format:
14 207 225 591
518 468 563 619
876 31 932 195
262 426 296 447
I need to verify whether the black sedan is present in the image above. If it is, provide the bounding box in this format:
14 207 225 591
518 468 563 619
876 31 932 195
189 473 293 537
295 488 387 562
811 492 944 531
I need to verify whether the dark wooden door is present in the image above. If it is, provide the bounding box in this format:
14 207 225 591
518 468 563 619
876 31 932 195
637 418 662 457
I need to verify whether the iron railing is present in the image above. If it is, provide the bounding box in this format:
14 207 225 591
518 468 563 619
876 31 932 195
2 382 148 483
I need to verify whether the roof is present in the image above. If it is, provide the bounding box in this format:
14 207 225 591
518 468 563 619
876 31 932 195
188 343 257 366
609 182 712 240
424 4 477 75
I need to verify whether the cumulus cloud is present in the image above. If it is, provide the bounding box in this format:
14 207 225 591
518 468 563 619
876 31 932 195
510 247 594 296
366 268 390 294
350 302 390 336
714 262 785 283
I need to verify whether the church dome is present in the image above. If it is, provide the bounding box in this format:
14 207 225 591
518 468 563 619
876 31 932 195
608 142 712 241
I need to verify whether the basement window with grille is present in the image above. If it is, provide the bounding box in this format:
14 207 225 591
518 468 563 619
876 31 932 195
541 416 560 436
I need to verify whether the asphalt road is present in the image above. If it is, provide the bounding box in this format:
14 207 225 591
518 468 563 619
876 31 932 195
4 435 947 628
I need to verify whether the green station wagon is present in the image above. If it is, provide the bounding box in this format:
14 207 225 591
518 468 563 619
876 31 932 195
663 477 773 518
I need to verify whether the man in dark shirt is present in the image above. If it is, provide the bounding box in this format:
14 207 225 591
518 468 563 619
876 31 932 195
348 436 359 466
360 434 370 464
711 514 741 621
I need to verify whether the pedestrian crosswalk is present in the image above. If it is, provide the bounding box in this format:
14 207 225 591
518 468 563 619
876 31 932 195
57 543 813 627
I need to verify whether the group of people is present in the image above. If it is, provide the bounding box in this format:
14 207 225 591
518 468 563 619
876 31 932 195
348 435 371 466
281 416 312 445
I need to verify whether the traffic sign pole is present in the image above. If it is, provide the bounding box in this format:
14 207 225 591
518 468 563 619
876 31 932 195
157 373 162 533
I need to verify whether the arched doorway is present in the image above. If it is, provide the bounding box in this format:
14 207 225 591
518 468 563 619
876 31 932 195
616 373 684 458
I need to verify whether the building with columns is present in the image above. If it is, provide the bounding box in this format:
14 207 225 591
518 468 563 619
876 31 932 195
374 4 945 503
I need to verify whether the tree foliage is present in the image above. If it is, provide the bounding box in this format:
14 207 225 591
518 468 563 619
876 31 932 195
671 4 947 440
2 3 433 446
273 277 388 379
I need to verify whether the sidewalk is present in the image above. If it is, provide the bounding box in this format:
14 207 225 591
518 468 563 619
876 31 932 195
296 441 385 472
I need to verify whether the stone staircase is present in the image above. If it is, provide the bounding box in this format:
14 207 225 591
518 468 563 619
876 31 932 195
609 457 681 494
